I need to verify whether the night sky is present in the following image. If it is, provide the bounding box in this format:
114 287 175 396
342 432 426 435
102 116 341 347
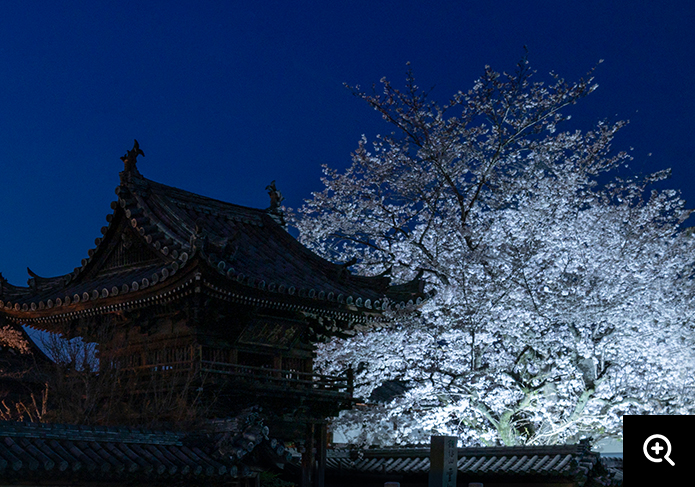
1 1 694 287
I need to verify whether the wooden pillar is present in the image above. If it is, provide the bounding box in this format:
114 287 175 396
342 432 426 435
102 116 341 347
273 355 282 378
316 422 328 487
346 366 354 398
301 423 315 487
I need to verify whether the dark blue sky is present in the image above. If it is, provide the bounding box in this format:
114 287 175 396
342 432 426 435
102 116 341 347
1 1 693 286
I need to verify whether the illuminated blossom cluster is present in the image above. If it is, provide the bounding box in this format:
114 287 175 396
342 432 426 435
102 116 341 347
0 325 30 355
294 60 695 446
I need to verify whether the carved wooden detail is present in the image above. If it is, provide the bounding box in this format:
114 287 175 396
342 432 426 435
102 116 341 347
100 230 161 273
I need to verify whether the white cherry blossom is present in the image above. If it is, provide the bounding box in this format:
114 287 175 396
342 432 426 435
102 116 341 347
293 60 695 447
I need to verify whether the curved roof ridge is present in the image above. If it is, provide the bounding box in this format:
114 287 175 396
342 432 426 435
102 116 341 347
143 176 268 218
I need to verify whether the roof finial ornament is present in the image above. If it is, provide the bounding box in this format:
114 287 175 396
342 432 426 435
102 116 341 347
190 220 209 252
121 139 145 174
265 180 284 211
265 180 286 228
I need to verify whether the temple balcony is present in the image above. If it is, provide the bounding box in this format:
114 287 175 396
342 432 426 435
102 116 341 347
99 344 354 406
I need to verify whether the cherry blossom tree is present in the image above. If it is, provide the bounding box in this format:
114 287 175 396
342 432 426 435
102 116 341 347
293 59 695 446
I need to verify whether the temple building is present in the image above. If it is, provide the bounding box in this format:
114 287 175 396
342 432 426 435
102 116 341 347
0 141 425 486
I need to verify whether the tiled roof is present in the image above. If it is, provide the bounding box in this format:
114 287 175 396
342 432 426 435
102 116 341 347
1 168 427 327
0 420 266 483
326 442 621 486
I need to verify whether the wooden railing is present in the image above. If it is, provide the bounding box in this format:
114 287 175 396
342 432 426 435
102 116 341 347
199 361 353 398
109 348 354 400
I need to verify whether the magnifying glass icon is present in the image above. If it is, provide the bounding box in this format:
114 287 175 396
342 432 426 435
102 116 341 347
643 434 675 466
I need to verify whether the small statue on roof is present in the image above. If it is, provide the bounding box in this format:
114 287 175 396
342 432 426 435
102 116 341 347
265 180 286 228
190 220 209 252
121 139 145 173
265 180 284 212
